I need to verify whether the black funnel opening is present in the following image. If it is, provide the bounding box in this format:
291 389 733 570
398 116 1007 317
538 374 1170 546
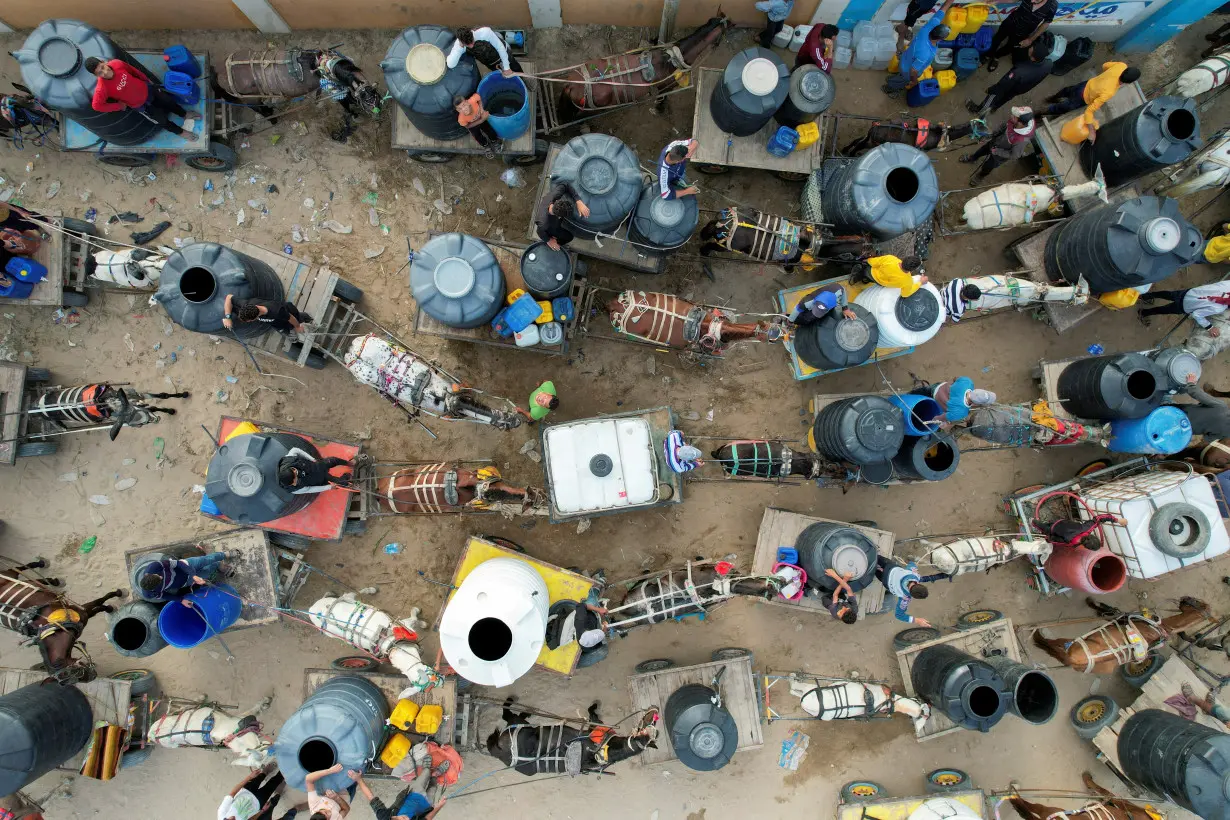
1126 370 1157 400
886 168 920 204
968 685 1002 718
469 617 513 661
111 618 148 651
1165 109 1197 141
924 440 955 472
1013 671 1059 724
298 738 337 772
180 266 217 303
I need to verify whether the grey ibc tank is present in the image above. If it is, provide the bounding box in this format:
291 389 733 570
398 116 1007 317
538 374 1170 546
551 134 642 238
382 26 479 140
410 233 505 328
274 676 390 792
910 644 1010 732
1118 708 1230 820
520 242 574 299
775 65 835 127
664 683 738 772
1057 352 1165 420
629 183 699 250
795 521 878 593
792 303 878 371
1044 196 1202 295
205 430 322 524
710 47 790 137
0 681 93 795
817 144 939 240
155 243 284 340
1082 97 1202 187
14 19 160 146
811 395 905 465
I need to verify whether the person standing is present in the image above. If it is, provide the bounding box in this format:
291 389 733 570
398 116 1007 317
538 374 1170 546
796 24 840 71
137 550 234 601
534 180 591 250
884 0 957 96
851 255 928 297
874 555 933 627
983 0 1059 72
453 94 499 159
755 0 795 49
218 763 285 820
657 138 700 199
959 107 1036 186
85 56 197 140
446 26 521 75
941 279 983 323
1138 282 1230 329
1043 62 1141 144
966 38 1053 116
222 293 313 335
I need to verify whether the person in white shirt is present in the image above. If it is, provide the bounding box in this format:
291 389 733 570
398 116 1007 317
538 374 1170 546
445 27 522 76
1138 282 1230 332
218 764 285 820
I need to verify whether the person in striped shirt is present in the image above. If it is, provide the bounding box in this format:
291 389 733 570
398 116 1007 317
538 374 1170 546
657 138 700 200
941 278 982 323
664 429 704 472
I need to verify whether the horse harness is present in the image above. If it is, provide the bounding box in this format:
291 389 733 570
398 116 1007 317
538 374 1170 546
1066 614 1160 673
803 681 893 720
313 596 392 655
507 723 588 775
572 46 693 109
0 576 81 642
634 561 731 624
1201 439 1230 465
153 708 259 747
386 463 465 513
612 291 729 353
715 208 803 263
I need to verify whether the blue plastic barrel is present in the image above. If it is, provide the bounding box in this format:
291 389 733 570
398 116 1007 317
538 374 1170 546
163 45 201 78
6 256 47 284
955 48 981 80
907 79 941 107
0 278 35 299
973 26 994 53
889 394 943 435
477 73 530 140
164 70 201 106
767 126 800 157
1108 406 1193 455
158 583 242 648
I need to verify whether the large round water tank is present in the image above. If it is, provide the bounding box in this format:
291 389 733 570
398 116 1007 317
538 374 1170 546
775 65 835 127
1044 196 1202 295
550 134 643 238
1056 352 1166 420
14 19 159 146
853 283 944 349
795 521 878 592
520 242 573 299
810 395 906 465
410 233 505 328
274 676 390 792
911 644 1010 732
382 26 480 140
1118 709 1230 819
1082 97 1203 187
205 430 322 524
664 684 738 772
819 144 939 240
629 183 699 250
792 304 879 371
893 433 960 482
0 680 93 795
710 47 790 137
154 243 284 340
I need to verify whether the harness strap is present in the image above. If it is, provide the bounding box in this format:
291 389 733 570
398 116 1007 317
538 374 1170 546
1201 439 1230 464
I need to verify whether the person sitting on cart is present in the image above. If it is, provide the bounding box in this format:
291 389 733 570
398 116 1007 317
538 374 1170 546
850 255 928 297
796 24 840 71
787 286 857 326
304 763 357 819
657 139 700 200
136 549 235 602
222 293 313 335
517 380 558 423
913 376 996 426
1042 63 1140 141
278 448 356 495
1032 511 1126 551
940 279 983 324
664 429 704 473
819 569 858 624
534 181 591 251
874 555 934 628
447 25 522 76
959 107 1036 187
84 56 198 140
454 94 500 160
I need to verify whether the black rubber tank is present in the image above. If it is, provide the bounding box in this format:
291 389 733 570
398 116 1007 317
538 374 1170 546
155 243 284 340
550 134 643 238
410 233 505 328
14 19 160 146
1082 97 1202 187
0 680 94 795
107 600 168 658
775 64 835 127
274 675 390 791
520 242 573 299
910 644 1010 733
1044 196 1203 295
792 303 879 371
1118 708 1230 820
710 47 790 137
629 183 699 250
205 430 322 524
1050 36 1093 76
664 683 738 772
982 655 1059 725
810 395 906 465
381 26 479 140
1057 352 1165 420
893 433 960 482
796 521 878 593
817 144 939 240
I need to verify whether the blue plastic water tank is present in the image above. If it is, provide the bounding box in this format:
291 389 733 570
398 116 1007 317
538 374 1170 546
382 26 479 140
410 233 506 328
1108 406 1193 455
478 72 530 140
275 676 390 792
955 48 981 80
907 79 941 107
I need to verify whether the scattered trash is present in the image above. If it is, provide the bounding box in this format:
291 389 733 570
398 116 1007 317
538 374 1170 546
164 323 174 336
383 542 402 555
84 207 97 223
321 220 353 234
476 208 486 215
358 586 379 595
292 225 304 243
267 183 279 194
432 199 452 215
247 198 264 209
114 477 137 491
1088 343 1104 355
226 375 239 383
204 179 214 191
153 437 165 460
270 135 282 146
412 178 426 196
303 197 315 208
291 121 307 136
236 208 246 226
500 168 526 188
362 192 378 205
519 439 542 463
123 333 135 352
683 410 700 421
191 484 206 494
240 140 250 149
0 188 14 202
51 308 81 326
779 730 810 770
79 189 91 203
109 211 142 224
153 342 162 352
146 172 157 182
78 535 98 554
58 472 78 482
45 181 61 199
131 221 172 245
215 389 229 403
284 244 294 255
169 352 177 363
364 247 385 259
577 518 591 535
380 224 390 235
88 495 111 506
981 365 993 373
646 356 656 376
122 458 135 465
368 207 379 227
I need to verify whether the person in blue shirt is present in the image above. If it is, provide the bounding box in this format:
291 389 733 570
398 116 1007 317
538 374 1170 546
658 138 699 200
136 550 234 601
875 555 938 626
787 287 857 325
754 0 794 48
911 376 996 426
884 0 956 96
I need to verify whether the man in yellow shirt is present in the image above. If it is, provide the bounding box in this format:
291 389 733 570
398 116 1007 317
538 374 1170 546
1042 62 1141 142
851 255 927 297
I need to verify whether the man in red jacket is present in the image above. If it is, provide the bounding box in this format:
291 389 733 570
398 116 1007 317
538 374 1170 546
85 56 197 140
796 24 840 71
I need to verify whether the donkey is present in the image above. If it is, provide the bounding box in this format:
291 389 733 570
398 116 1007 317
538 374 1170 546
710 440 833 480
150 696 275 767
605 565 779 628
486 698 658 776
789 678 931 733
380 463 547 515
842 118 979 156
607 291 784 355
30 384 189 441
1010 772 1156 820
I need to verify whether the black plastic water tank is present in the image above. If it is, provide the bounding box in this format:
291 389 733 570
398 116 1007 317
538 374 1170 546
410 233 505 328
893 433 960 482
818 145 940 240
0 681 93 795
982 655 1059 725
550 134 643 238
710 47 790 137
155 243 284 340
810 395 906 465
775 65 835 127
910 644 1010 733
1082 97 1202 187
792 303 879 371
205 430 322 524
1118 708 1230 819
1057 352 1165 420
14 19 160 146
629 183 699 250
1051 36 1093 76
382 26 480 140
1044 196 1203 295
664 684 738 772
274 675 390 791
107 600 168 658
795 521 878 593
519 242 573 299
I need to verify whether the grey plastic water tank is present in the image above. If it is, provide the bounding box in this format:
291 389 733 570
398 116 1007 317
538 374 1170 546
205 430 322 524
14 19 160 146
274 675 390 792
520 242 573 299
155 243 284 340
382 26 479 141
1083 97 1202 187
710 47 790 137
0 680 93 795
629 183 699 250
411 233 505 328
665 683 738 772
550 134 644 238
818 144 939 240
775 65 835 127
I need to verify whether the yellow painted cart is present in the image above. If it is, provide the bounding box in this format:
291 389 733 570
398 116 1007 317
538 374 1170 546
837 787 987 820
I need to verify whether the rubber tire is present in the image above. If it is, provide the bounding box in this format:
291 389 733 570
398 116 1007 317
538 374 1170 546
99 153 155 168
24 368 50 383
850 520 879 528
635 658 675 674
61 217 99 237
1071 694 1120 739
694 162 731 175
15 441 58 458
1149 502 1211 559
111 669 158 696
773 170 810 182
332 656 379 671
710 647 752 662
283 342 329 371
269 532 313 550
926 768 971 793
1119 654 1164 688
119 746 154 769
1076 459 1112 477
841 781 887 803
576 642 609 669
955 609 1004 630
333 278 363 304
408 151 454 164
893 626 941 650
484 536 526 553
185 141 238 173
509 139 549 166
61 290 90 307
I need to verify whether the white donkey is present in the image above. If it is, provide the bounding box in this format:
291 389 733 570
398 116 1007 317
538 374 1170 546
150 696 274 767
961 274 1088 315
789 678 931 733
309 593 439 697
961 171 1106 230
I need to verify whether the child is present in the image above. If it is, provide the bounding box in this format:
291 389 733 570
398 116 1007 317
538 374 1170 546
454 94 499 159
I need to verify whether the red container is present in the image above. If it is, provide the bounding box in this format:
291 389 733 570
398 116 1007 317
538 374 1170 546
1044 544 1127 594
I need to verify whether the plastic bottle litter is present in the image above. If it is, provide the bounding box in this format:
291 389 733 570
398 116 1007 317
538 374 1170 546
1088 344 1105 355
500 168 525 188
204 179 214 191
169 352 177 363
153 437 165 460
45 181 61 199
383 542 402 555
88 495 112 506
284 244 294 255
85 208 97 223
236 208 246 226
292 225 304 243
114 477 138 491
322 220 353 234
226 376 239 383
78 535 98 554
369 207 379 227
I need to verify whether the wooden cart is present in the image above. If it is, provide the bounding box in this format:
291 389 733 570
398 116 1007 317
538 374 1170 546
0 215 96 308
837 789 988 820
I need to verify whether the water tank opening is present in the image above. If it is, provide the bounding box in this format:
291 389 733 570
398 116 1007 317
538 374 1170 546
180 267 217 304
298 738 337 772
967 685 1001 718
111 618 148 651
487 89 525 117
1164 109 1197 141
923 441 955 472
1014 671 1059 724
1090 555 1128 592
885 168 920 204
1126 371 1157 400
468 617 513 661
1169 515 1202 548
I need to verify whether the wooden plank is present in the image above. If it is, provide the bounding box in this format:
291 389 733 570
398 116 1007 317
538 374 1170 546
626 656 762 766
0 362 26 466
0 668 131 770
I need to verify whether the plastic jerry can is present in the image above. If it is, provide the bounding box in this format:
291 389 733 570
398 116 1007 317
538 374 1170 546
5 256 47 283
515 323 541 347
936 69 957 93
955 47 981 80
773 24 795 49
506 287 528 305
796 121 820 148
887 54 900 74
163 45 201 78
380 733 412 768
539 321 564 345
534 300 554 323
224 421 260 443
834 46 853 69
906 79 941 107
934 48 954 68
954 33 976 48
973 25 994 52
791 25 813 52
491 307 515 337
552 296 574 322
963 4 989 32
853 21 875 48
164 70 201 106
389 698 421 730
943 6 968 33
415 704 444 734
767 126 799 157
0 278 34 299
920 65 934 80
505 293 543 332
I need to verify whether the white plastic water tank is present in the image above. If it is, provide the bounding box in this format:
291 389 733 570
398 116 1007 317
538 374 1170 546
853 282 945 348
438 557 550 687
543 415 660 515
789 24 812 52
773 24 795 49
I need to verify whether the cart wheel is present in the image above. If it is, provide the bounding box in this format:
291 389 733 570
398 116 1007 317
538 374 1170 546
24 368 51 384
635 658 675 674
61 290 90 308
186 140 238 173
61 217 99 238
773 170 810 182
343 518 367 536
119 746 154 769
710 647 752 662
576 642 609 668
15 441 58 458
508 139 549 166
333 278 364 304
925 768 970 793
332 656 380 671
849 520 878 528
407 150 454 164
955 609 1004 630
1070 694 1119 739
283 342 329 370
111 669 158 696
269 532 313 550
1076 459 1112 477
98 153 155 168
893 626 941 650
841 781 886 803
1119 654 1163 688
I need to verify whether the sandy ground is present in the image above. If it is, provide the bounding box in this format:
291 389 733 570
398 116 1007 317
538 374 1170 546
2 16 1230 820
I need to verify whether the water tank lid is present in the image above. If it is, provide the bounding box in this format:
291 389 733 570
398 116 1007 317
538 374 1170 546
1142 217 1181 253
741 58 780 96
830 541 871 578
860 461 895 484
407 43 446 84
895 289 940 331
689 722 726 758
798 69 830 103
835 318 872 351
521 244 570 286
1163 350 1201 385
434 257 476 298
589 454 614 477
647 196 690 227
227 462 264 497
579 157 618 195
39 37 83 78
856 406 901 452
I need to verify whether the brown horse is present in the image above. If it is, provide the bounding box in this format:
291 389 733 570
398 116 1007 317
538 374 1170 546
380 463 546 515
605 565 779 627
0 557 125 682
1032 596 1213 675
607 290 784 354
558 14 731 111
1175 434 1230 474
841 118 979 156
1010 772 1154 820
